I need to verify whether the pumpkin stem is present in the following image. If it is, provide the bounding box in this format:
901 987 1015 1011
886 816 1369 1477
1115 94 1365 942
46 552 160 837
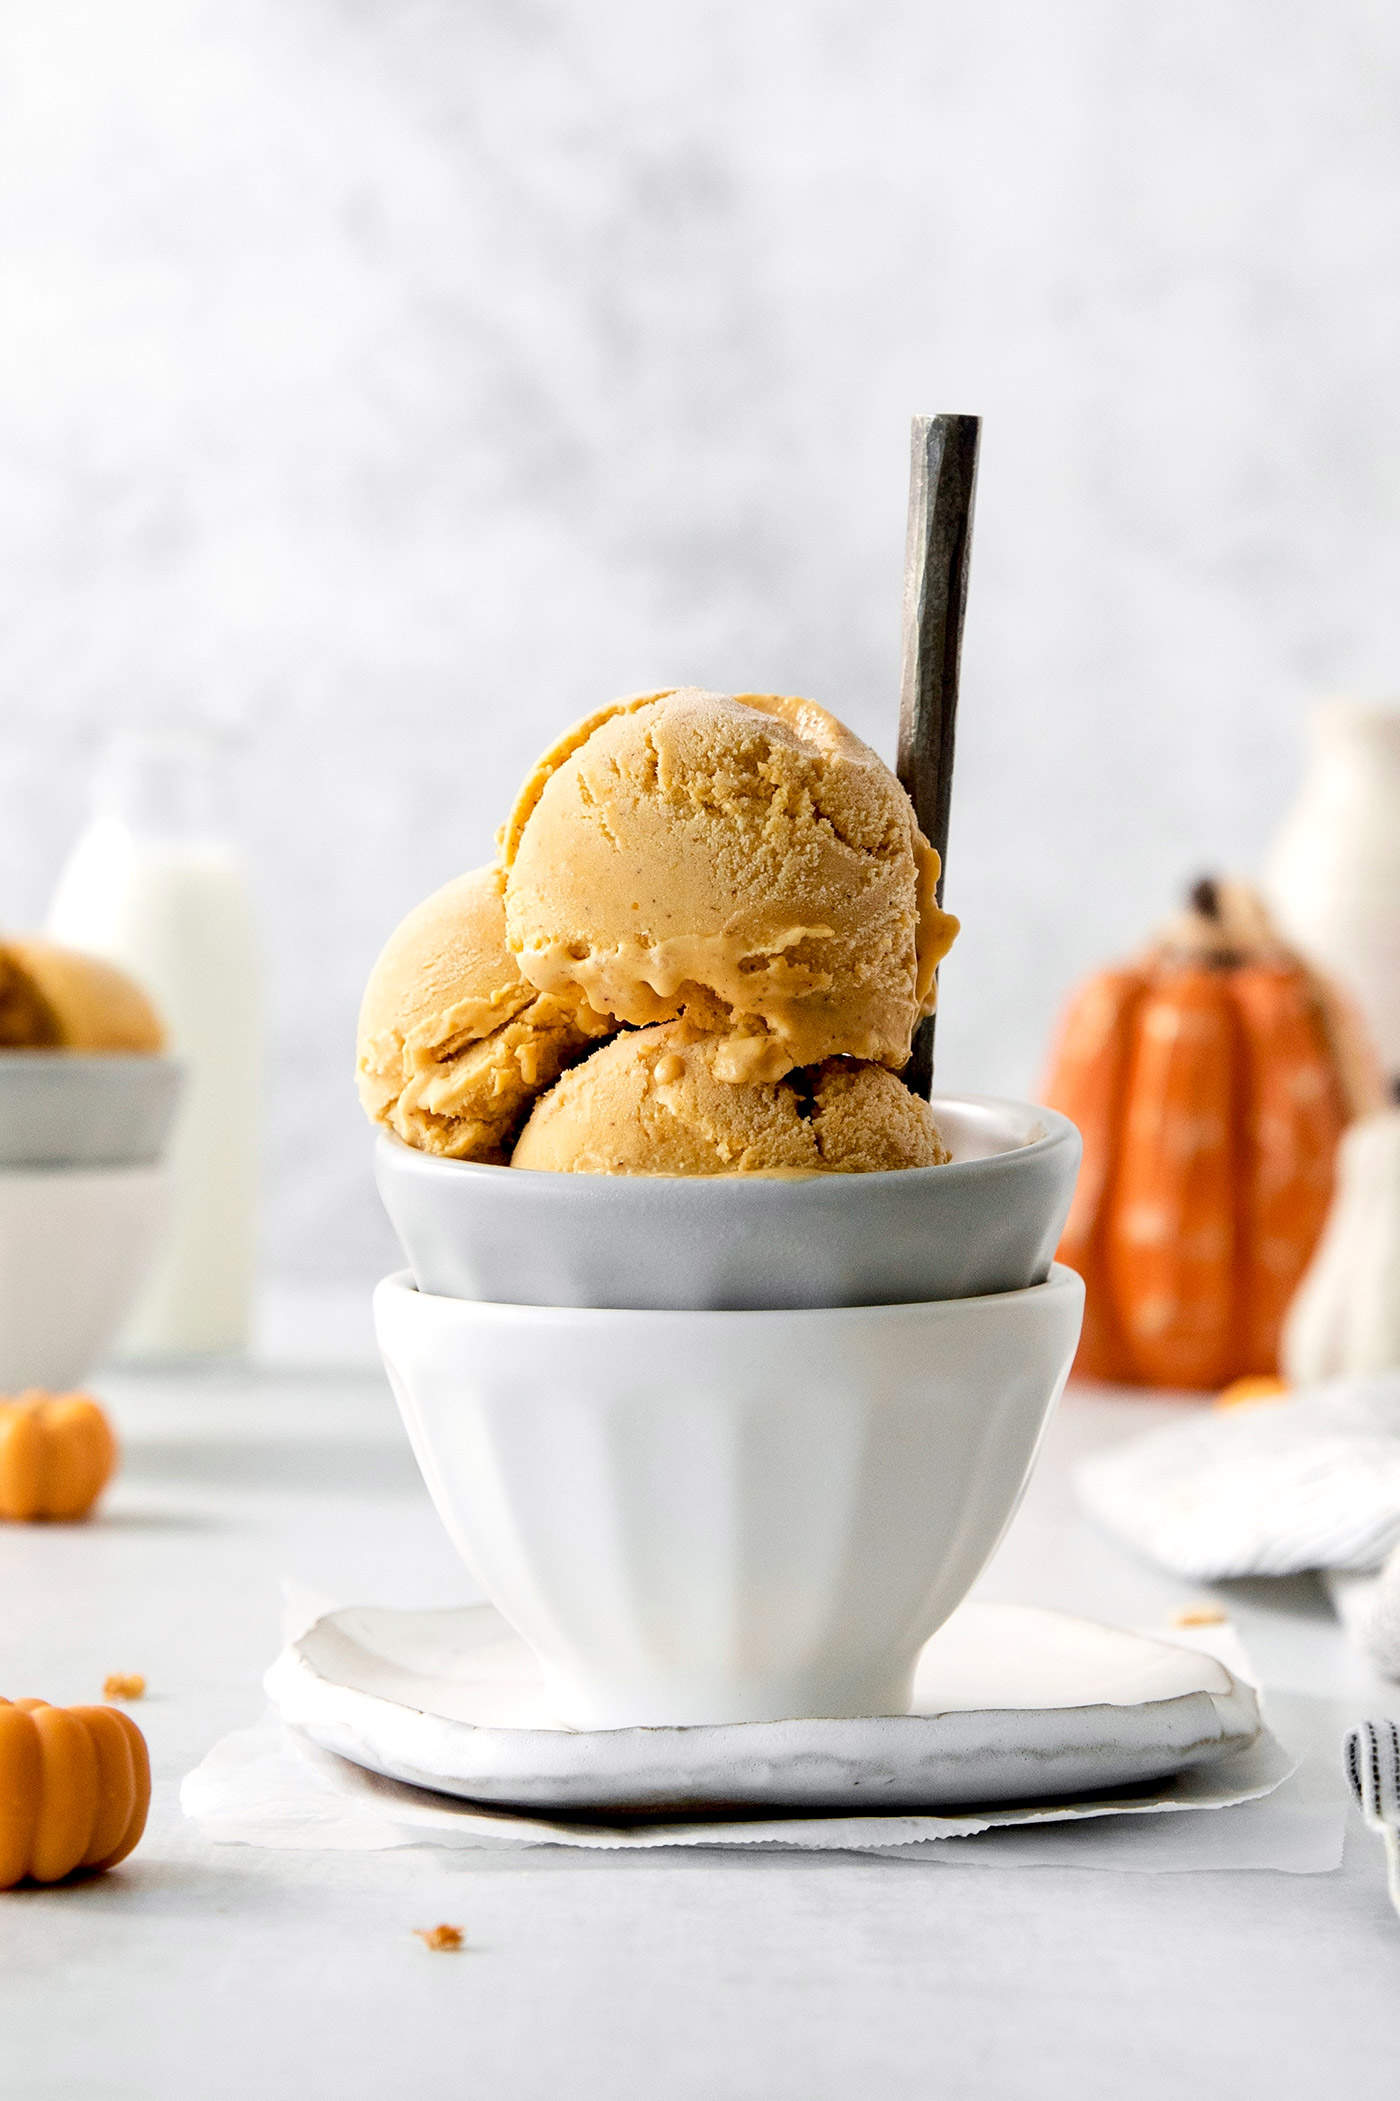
1190 876 1222 921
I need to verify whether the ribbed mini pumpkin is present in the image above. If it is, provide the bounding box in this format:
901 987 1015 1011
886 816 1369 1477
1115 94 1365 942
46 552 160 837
0 1699 150 1887
1042 879 1383 1389
0 1393 117 1521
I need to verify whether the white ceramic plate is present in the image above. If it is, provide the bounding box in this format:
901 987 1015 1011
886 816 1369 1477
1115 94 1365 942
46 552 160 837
265 1600 1262 1815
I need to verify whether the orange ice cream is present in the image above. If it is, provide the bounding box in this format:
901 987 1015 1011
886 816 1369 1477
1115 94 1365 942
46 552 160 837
511 1021 950 1176
500 689 958 1084
357 866 612 1161
0 939 164 1052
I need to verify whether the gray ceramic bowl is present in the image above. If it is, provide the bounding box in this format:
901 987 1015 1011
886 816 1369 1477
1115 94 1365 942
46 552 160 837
375 1094 1081 1311
0 1053 184 1168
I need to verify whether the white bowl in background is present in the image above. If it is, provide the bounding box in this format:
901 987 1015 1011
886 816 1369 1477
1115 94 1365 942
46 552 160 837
0 1164 170 1389
374 1263 1085 1728
0 1054 183 1168
376 1094 1081 1310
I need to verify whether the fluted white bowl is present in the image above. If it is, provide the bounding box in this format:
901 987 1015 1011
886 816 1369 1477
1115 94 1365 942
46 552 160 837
374 1264 1085 1727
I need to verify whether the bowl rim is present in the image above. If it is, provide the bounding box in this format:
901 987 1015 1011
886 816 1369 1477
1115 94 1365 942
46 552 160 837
374 1091 1079 1195
0 1159 171 1186
374 1259 1084 1327
0 1051 183 1077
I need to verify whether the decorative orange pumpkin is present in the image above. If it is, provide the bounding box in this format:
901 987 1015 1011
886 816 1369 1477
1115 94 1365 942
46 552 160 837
0 1699 150 1887
0 1392 117 1521
1043 879 1383 1389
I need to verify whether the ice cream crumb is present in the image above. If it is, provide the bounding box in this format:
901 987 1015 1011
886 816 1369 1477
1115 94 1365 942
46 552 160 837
415 1924 465 1951
102 1673 146 1700
1171 1606 1227 1628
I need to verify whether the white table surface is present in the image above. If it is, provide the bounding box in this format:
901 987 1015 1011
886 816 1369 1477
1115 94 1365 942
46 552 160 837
4 1352 1399 2101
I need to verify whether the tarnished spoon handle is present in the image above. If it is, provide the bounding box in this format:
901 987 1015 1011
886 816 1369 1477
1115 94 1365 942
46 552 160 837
897 413 980 1099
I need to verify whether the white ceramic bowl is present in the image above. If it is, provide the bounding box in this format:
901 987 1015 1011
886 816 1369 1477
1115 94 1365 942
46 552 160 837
374 1263 1085 1727
0 1164 170 1389
376 1094 1082 1310
0 1054 183 1167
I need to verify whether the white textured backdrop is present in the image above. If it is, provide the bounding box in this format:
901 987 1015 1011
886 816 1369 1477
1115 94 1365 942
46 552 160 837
3 0 1400 1293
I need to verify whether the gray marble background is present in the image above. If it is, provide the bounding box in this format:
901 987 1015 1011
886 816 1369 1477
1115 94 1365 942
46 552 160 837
3 0 1400 1295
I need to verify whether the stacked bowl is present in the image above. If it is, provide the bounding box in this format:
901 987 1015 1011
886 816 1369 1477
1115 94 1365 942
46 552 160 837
367 686 1085 1729
374 1096 1084 1728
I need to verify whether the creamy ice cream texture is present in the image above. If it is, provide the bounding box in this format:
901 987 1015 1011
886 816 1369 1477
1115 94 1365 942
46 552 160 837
356 866 612 1161
0 938 164 1052
501 689 958 1083
358 689 960 1173
511 1021 950 1176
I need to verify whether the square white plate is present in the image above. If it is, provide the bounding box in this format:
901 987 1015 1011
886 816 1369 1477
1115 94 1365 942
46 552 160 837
262 1599 1268 1821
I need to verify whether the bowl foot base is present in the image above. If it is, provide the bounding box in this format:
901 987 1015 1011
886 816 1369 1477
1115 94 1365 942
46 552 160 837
540 1661 918 1730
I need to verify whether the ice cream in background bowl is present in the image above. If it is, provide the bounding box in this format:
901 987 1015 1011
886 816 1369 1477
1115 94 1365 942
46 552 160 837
0 938 165 1055
0 937 180 1388
359 685 1083 1724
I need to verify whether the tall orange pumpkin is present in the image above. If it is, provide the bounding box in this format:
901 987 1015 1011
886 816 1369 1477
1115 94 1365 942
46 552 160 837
1042 879 1383 1389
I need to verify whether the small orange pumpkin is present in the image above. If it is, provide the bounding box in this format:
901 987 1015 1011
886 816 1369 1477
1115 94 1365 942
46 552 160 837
0 1392 117 1521
1043 879 1383 1389
0 1699 150 1887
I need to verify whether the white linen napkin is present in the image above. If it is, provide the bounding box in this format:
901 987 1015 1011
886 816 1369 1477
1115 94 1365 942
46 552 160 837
1374 1545 1400 1677
1077 1375 1400 1571
1077 1373 1400 1679
1325 1547 1400 1680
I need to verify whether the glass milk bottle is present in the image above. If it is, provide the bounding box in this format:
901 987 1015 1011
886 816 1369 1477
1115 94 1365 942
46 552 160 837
1264 701 1400 1079
46 730 261 1355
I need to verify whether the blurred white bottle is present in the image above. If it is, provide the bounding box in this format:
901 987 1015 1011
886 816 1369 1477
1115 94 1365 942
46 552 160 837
1264 701 1400 1079
46 730 261 1356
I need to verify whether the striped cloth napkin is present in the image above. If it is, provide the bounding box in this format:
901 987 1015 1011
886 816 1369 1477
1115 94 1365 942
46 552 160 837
1344 1721 1400 1918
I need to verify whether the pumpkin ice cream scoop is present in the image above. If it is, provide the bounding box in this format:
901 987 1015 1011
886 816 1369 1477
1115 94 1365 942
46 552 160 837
500 689 959 1084
357 866 613 1162
511 1021 950 1176
0 938 163 1052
